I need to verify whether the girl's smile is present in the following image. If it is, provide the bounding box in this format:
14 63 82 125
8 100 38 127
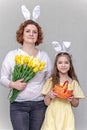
57 55 70 74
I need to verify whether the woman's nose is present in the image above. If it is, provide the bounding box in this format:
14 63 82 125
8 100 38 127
30 31 33 35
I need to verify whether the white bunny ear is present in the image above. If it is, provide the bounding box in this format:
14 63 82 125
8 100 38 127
32 5 40 21
62 41 71 51
52 41 62 52
21 5 31 20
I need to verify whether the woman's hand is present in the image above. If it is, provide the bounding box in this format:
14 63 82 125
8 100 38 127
9 78 27 90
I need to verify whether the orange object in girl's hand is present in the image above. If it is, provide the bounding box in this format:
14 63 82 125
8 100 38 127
53 80 73 99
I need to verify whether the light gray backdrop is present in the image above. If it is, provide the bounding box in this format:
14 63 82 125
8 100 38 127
0 0 87 130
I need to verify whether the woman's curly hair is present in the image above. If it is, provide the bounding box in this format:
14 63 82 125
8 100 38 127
16 20 43 46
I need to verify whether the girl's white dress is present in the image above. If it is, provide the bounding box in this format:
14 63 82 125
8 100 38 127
41 78 85 130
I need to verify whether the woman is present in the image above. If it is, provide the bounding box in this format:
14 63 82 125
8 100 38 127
0 20 52 130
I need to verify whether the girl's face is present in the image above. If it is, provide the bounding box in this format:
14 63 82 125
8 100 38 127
57 55 70 74
23 24 38 44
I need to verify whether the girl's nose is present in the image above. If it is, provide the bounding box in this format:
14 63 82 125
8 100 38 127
62 63 65 66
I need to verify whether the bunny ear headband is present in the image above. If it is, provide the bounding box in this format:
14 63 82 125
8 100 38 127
21 5 40 21
52 41 71 55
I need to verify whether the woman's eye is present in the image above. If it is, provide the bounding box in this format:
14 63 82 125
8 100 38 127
33 31 38 34
25 30 37 34
26 30 30 33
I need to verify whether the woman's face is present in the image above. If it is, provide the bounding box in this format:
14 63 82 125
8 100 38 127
23 24 38 44
57 55 70 74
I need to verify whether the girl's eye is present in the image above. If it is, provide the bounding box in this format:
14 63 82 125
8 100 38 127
58 61 69 64
65 61 69 64
58 61 63 64
58 62 62 64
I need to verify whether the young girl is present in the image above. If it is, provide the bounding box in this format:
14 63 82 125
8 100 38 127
41 50 84 130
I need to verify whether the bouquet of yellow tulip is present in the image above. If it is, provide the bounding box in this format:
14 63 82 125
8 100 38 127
10 55 46 103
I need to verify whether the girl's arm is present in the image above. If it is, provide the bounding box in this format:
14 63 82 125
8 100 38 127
68 96 79 107
44 94 51 106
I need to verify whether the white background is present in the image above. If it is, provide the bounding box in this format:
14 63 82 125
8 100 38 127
0 0 87 130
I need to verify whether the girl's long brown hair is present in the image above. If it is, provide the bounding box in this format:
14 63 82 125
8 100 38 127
51 52 79 86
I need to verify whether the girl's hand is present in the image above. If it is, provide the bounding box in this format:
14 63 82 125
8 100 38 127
9 78 27 90
48 90 57 99
67 95 74 102
44 91 57 106
67 96 79 107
